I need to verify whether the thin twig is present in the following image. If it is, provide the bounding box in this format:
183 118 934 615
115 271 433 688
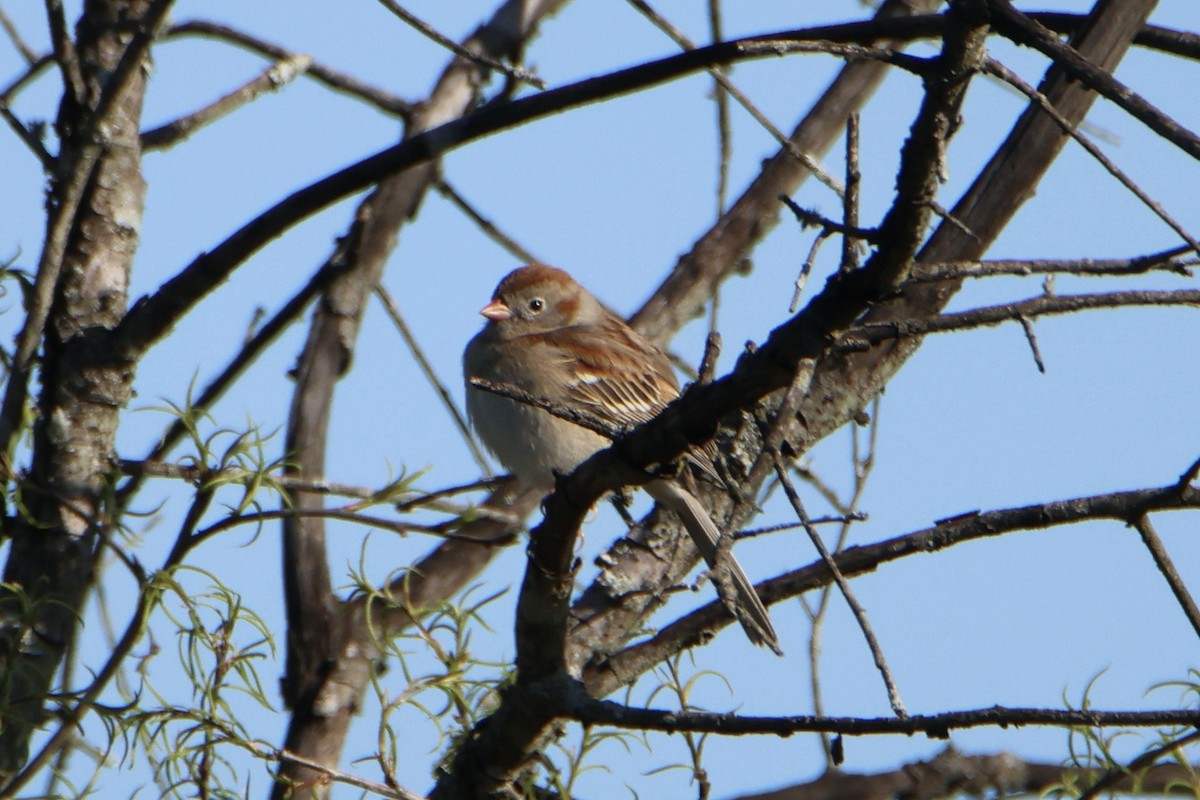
374 0 545 89
918 248 1197 281
846 289 1200 347
120 459 499 508
570 695 1200 737
708 0 731 217
1131 515 1200 640
734 514 866 540
44 0 83 101
116 260 340 507
780 194 880 243
0 101 54 167
790 228 833 313
189 506 508 548
985 57 1200 253
773 452 907 719
1176 456 1200 493
272 746 428 800
0 52 53 103
433 180 542 264
165 20 412 118
141 53 314 150
737 39 929 76
625 0 844 196
807 396 879 765
375 284 493 475
0 5 37 63
842 113 863 272
468 376 624 440
1017 315 1046 373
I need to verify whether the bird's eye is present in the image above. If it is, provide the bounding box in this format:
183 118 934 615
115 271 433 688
528 298 545 313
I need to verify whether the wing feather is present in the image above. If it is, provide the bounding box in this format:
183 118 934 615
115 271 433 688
536 315 679 432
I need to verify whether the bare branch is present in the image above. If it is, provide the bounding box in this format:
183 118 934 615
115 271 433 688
847 289 1200 347
708 0 731 216
625 0 843 196
0 52 53 104
918 248 1197 281
141 53 314 150
989 0 1200 161
375 0 545 89
120 459 505 516
0 5 37 64
433 179 543 264
780 194 880 244
570 694 1200 737
984 56 1199 252
1017 315 1046 373
0 101 53 167
43 0 83 101
1132 515 1200 640
375 284 492 475
842 112 862 272
165 20 413 118
774 452 906 718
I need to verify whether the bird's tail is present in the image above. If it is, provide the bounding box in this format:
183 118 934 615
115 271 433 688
647 479 782 655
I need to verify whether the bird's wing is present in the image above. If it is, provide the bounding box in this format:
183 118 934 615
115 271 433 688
549 316 679 433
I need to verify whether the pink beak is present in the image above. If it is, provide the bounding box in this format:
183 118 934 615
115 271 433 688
479 299 511 321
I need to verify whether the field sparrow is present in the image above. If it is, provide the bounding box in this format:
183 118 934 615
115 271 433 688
463 265 780 653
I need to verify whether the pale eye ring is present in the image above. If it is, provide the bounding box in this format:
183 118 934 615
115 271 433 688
528 298 545 313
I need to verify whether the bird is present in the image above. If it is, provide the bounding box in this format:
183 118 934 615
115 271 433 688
463 264 780 653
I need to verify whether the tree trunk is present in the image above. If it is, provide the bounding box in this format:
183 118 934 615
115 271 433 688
0 0 153 778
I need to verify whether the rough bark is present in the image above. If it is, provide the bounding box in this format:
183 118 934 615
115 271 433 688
0 0 156 778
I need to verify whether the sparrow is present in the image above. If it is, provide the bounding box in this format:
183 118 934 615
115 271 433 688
463 264 779 653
